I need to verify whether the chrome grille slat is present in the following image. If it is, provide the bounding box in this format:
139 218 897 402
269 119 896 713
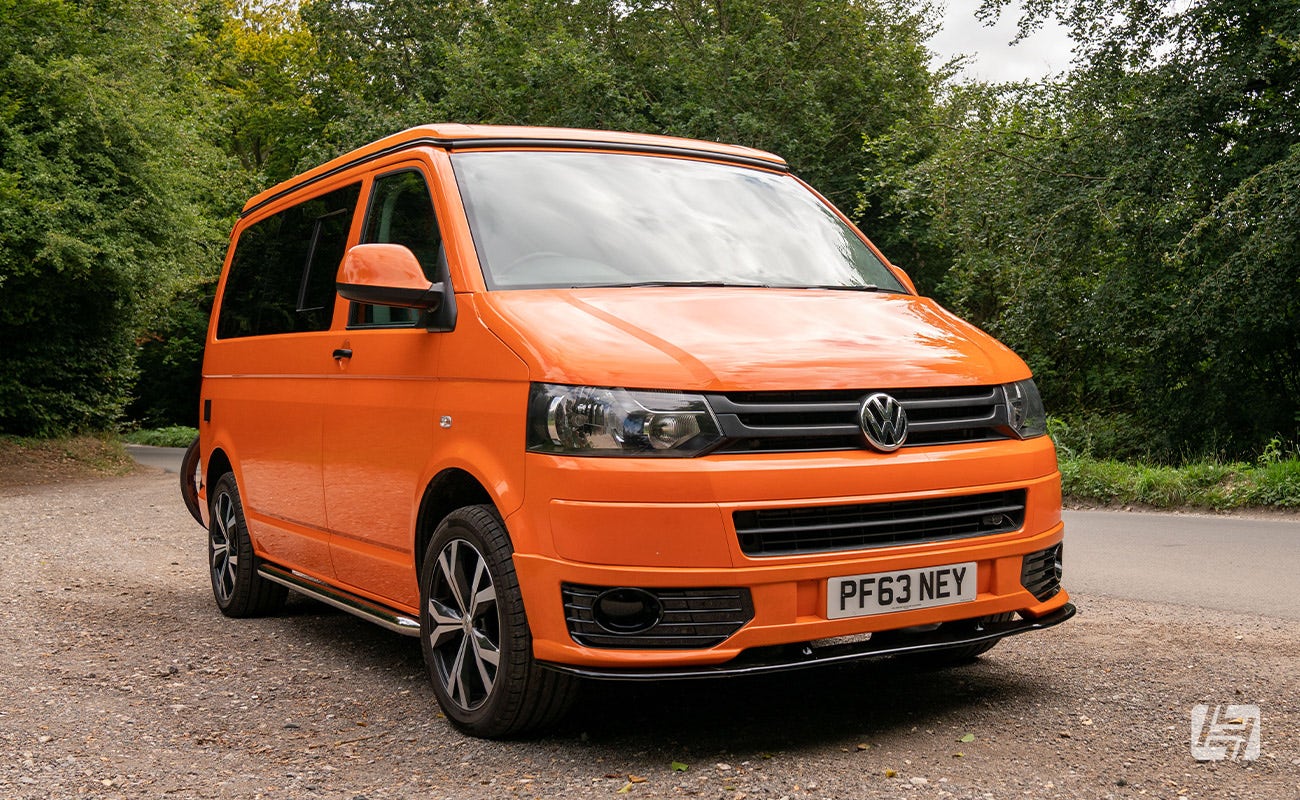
734 490 1027 557
705 386 1012 453
735 502 1026 537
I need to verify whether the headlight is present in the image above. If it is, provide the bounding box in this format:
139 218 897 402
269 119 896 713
1003 378 1047 439
527 384 723 457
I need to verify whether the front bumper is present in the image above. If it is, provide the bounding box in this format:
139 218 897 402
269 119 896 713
515 521 1070 669
512 439 1071 671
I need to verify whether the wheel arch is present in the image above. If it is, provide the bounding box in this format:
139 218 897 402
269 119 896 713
206 446 234 491
415 468 494 577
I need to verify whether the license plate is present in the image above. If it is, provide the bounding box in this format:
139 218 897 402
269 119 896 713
826 562 977 620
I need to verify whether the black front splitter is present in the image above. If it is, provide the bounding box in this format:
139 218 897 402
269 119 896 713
542 603 1076 681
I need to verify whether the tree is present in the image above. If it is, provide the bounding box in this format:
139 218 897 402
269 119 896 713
301 0 939 216
0 0 227 434
869 0 1300 459
192 0 330 185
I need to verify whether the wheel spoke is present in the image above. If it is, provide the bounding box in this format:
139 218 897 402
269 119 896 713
426 598 462 649
438 542 469 614
468 558 488 615
469 628 499 695
471 583 496 618
214 498 228 537
220 555 236 597
447 632 472 709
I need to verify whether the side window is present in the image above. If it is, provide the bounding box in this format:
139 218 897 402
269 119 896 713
216 183 362 339
353 170 444 327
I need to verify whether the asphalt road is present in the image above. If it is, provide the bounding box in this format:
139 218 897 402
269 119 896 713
124 444 186 474
1065 508 1300 619
124 447 1299 618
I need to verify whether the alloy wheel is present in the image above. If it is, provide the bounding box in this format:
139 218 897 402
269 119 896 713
426 538 501 712
210 490 238 605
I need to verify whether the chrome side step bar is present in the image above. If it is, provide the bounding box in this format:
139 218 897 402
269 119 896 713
258 564 421 637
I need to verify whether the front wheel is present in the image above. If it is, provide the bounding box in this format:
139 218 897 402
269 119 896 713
420 505 576 738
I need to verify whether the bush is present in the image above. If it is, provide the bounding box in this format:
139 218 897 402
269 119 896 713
121 426 198 448
1060 445 1300 510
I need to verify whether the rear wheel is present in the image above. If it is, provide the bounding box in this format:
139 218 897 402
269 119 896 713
420 505 576 738
208 473 287 617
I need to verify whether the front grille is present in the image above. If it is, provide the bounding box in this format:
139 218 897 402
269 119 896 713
706 386 1011 453
1021 543 1063 601
562 584 754 649
733 489 1027 557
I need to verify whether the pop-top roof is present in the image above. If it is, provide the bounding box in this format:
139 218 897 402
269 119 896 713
242 124 789 217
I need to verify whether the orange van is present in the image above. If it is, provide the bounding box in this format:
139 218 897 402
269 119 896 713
181 124 1073 738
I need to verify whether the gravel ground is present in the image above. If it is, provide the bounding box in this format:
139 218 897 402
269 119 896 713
1 469 1297 799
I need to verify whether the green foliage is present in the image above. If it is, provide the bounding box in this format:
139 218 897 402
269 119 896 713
190 0 330 186
1061 443 1300 510
0 0 227 435
121 425 199 448
128 277 215 428
872 0 1300 460
6 0 1298 471
302 0 939 214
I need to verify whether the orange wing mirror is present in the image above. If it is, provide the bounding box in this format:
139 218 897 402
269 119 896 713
337 243 444 311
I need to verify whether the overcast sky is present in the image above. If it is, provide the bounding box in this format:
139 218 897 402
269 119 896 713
928 0 1077 82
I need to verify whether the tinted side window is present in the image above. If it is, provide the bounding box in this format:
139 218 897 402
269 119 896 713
217 183 361 339
353 170 443 327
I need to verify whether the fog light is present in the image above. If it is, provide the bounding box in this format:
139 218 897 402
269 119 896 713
592 588 662 634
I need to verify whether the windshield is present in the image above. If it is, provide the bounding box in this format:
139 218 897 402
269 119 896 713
451 151 907 292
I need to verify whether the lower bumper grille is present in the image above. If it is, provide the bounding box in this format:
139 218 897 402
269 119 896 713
1021 543 1063 600
733 490 1027 557
562 584 754 649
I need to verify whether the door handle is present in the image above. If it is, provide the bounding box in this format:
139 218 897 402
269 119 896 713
332 348 353 360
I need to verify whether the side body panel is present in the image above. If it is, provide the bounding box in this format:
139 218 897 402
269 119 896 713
203 335 335 579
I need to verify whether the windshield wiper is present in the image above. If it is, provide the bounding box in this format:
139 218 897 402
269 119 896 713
801 284 907 294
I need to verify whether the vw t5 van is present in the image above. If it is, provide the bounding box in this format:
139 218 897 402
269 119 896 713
181 124 1073 738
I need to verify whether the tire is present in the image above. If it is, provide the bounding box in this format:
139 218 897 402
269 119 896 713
207 473 287 618
179 437 204 526
420 505 577 738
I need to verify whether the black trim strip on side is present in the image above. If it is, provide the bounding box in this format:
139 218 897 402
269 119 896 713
241 137 453 219
241 135 788 219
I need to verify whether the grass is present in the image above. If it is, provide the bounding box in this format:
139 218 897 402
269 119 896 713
120 425 198 448
1059 454 1300 510
0 433 136 487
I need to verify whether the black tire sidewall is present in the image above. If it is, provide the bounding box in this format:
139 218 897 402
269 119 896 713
419 505 533 737
208 473 273 616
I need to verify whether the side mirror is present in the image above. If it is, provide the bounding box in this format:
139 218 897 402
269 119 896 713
337 243 444 311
